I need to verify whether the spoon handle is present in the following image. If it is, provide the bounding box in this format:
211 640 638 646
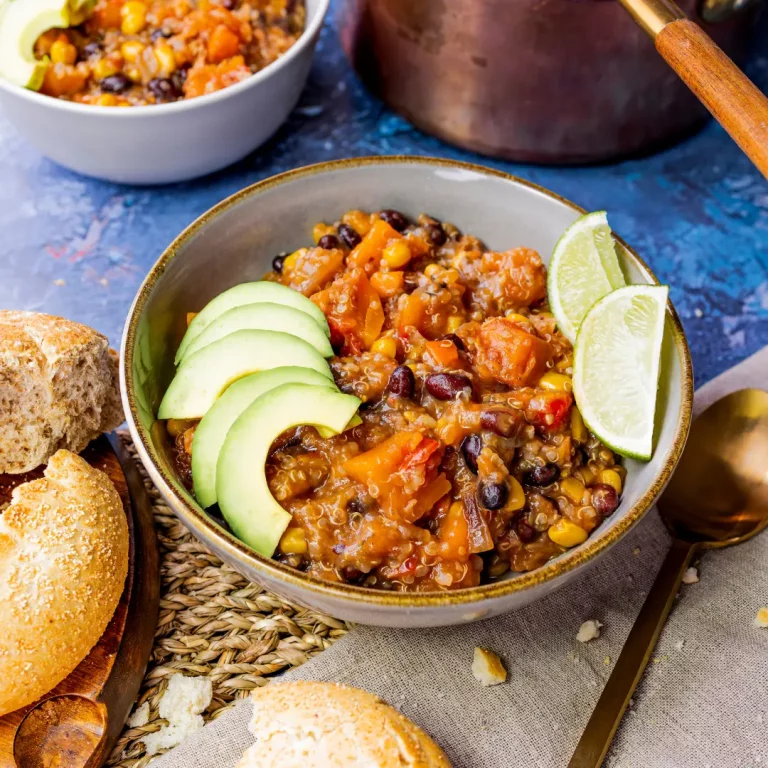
568 537 698 768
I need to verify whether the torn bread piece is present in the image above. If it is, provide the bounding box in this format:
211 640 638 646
472 647 507 687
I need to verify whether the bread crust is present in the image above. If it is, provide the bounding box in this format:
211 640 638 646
0 311 123 473
236 681 451 768
0 450 129 716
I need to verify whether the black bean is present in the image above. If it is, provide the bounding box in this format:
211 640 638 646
318 233 340 249
347 496 367 515
516 520 536 543
341 565 362 582
272 254 286 273
425 372 471 400
592 484 619 516
82 41 102 58
170 67 188 93
100 73 132 94
150 27 172 41
379 209 408 232
443 332 464 351
480 409 520 438
337 223 361 249
460 434 482 474
148 77 180 102
425 223 446 246
479 480 509 510
386 365 414 398
525 463 560 487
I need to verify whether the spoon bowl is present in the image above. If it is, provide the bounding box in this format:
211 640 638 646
659 388 768 547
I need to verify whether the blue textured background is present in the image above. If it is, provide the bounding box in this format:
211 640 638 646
1 7 767 387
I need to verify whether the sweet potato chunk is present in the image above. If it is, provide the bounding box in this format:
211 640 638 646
473 317 553 387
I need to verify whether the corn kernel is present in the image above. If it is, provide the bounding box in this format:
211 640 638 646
125 66 142 83
381 240 412 269
121 1 148 35
166 418 193 437
507 313 532 327
449 501 464 517
93 58 118 80
283 249 304 272
576 466 595 486
312 222 334 244
97 93 118 106
539 372 572 391
570 407 587 443
424 263 442 278
446 315 463 333
597 469 622 494
370 336 397 358
120 40 145 63
279 527 307 555
342 210 372 236
50 40 77 65
548 518 588 548
508 477 525 511
182 427 195 455
154 43 177 77
561 477 586 503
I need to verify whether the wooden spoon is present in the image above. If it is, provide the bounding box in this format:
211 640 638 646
619 0 768 179
569 388 768 767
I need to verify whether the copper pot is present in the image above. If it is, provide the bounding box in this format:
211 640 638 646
336 0 761 163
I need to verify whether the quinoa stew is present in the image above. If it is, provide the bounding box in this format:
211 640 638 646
167 210 626 592
34 0 305 105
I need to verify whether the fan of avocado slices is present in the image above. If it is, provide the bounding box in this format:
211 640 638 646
0 0 95 90
159 281 362 558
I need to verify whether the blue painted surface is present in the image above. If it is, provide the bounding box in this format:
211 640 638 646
0 8 766 388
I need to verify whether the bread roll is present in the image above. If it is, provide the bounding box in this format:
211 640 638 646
0 450 129 716
0 311 123 474
236 681 451 768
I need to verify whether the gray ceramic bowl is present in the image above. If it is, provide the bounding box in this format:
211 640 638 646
121 157 693 627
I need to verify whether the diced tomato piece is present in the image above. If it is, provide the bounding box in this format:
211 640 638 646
528 392 573 432
400 437 440 473
473 317 554 387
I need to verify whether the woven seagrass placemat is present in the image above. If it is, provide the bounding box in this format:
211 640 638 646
106 434 348 767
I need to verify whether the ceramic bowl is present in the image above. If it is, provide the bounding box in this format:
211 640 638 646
0 0 328 184
121 157 693 627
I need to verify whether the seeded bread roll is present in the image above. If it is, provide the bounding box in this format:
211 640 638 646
236 681 451 768
0 450 129 716
0 311 123 473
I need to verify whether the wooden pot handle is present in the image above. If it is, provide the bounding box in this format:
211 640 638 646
656 19 768 179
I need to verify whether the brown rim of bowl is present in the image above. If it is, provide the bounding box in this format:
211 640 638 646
120 155 694 608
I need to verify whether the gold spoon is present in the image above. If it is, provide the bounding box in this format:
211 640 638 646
569 388 768 768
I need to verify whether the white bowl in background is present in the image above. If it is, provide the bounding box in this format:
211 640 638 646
0 0 329 184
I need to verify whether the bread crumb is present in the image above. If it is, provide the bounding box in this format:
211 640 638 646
128 702 150 728
603 656 611 666
633 547 641 557
754 607 768 628
682 567 699 584
472 647 507 687
674 640 686 651
140 674 212 756
576 620 602 643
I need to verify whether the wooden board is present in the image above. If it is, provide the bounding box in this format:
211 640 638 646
0 435 160 768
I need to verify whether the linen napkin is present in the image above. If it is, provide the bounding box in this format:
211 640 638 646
155 347 768 768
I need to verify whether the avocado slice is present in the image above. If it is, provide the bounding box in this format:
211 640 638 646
176 282 330 365
0 0 94 90
158 330 333 420
181 303 333 363
217 383 361 557
191 366 336 509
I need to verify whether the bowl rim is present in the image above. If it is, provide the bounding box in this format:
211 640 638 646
0 0 329 117
121 155 694 609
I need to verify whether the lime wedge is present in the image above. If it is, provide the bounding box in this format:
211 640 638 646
573 285 668 460
548 211 626 343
